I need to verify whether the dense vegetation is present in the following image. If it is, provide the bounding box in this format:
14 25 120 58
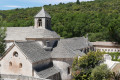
72 51 105 79
91 64 111 80
0 17 6 56
72 51 120 80
0 0 120 42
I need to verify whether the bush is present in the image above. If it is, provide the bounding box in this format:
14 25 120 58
91 64 112 80
72 51 105 80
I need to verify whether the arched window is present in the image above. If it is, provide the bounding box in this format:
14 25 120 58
111 49 113 51
105 49 107 51
9 62 12 66
13 51 18 57
19 63 22 68
38 19 42 27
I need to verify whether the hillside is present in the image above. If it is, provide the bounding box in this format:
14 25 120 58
0 0 120 42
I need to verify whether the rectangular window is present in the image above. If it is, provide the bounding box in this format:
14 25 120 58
68 67 70 74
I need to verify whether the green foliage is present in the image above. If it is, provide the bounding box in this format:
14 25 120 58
0 16 6 56
0 30 6 56
88 32 108 42
108 22 120 44
91 64 112 80
72 57 79 71
0 0 120 42
72 51 104 80
79 51 104 69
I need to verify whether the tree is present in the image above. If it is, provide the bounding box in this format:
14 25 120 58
72 51 104 80
0 16 6 56
76 0 80 4
91 64 112 80
108 25 120 44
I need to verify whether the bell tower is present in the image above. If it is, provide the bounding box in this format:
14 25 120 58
34 7 51 29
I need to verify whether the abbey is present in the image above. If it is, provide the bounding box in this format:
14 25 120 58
0 7 93 80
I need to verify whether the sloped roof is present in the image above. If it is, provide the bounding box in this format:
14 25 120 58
35 7 51 18
36 66 60 79
61 37 90 50
5 27 32 41
4 37 91 62
26 29 60 39
5 27 60 41
15 41 51 63
51 37 90 58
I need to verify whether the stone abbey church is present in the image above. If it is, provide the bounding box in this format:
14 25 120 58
0 7 93 80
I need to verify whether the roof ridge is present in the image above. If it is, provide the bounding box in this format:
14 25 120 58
15 41 36 43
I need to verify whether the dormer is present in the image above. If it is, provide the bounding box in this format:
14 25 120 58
34 7 51 30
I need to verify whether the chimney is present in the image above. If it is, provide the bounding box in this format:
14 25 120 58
46 41 50 47
43 41 52 51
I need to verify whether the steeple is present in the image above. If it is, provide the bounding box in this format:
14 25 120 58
34 7 51 29
35 7 51 18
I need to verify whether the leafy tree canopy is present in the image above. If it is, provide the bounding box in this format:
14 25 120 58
91 64 112 80
0 16 6 56
72 51 105 80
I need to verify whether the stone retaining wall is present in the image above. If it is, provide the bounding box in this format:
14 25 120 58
0 74 50 80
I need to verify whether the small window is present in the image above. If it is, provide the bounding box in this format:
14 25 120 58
68 67 70 74
38 19 42 27
19 63 22 68
9 62 12 66
13 51 18 57
47 20 49 28
80 49 83 52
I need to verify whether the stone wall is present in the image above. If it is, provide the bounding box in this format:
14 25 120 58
0 45 33 77
0 74 50 80
52 58 73 80
52 58 74 65
47 72 61 80
34 18 46 29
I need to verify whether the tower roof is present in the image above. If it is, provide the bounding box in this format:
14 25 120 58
35 7 51 18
